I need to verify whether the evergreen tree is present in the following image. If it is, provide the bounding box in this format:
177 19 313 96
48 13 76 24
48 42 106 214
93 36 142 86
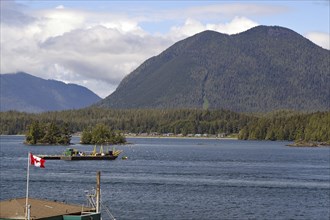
25 121 43 145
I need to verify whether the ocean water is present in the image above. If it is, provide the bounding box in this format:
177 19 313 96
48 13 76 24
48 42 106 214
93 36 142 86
0 136 329 220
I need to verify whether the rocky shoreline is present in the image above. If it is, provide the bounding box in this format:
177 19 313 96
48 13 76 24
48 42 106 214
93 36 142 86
287 141 330 147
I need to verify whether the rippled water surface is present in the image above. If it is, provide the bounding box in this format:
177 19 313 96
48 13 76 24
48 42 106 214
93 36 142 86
1 136 329 219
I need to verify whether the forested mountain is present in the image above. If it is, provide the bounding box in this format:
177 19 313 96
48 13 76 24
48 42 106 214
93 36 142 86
98 25 330 112
0 72 101 113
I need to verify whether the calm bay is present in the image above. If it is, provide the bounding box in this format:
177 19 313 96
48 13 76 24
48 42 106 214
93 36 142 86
0 136 329 219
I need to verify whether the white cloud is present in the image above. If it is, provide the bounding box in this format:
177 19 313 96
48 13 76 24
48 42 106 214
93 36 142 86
55 5 65 10
36 9 86 41
305 32 330 50
169 18 206 39
207 16 259 34
169 17 258 40
38 25 173 96
169 16 258 40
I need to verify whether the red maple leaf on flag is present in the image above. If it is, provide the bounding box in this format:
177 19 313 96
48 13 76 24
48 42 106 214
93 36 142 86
30 153 45 168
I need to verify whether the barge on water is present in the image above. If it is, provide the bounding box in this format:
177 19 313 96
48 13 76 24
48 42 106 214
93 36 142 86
38 147 122 161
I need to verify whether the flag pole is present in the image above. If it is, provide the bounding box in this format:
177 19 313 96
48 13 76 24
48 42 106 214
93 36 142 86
25 152 30 220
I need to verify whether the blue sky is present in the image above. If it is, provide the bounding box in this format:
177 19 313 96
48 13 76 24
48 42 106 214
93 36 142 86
15 1 329 33
2 0 329 97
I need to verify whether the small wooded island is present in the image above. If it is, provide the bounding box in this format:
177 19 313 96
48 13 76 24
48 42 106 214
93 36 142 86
25 121 72 145
25 121 126 145
80 124 126 145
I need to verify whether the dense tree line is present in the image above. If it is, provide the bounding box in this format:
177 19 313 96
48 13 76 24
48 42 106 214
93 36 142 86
0 108 249 135
238 111 330 143
0 108 329 143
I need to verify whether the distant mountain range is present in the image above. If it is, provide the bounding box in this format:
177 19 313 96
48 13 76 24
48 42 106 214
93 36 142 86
97 25 330 112
0 72 101 113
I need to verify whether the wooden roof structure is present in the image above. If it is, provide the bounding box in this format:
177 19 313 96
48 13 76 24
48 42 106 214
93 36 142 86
0 198 94 219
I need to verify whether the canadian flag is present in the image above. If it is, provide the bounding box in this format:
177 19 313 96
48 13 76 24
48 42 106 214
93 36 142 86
30 153 45 168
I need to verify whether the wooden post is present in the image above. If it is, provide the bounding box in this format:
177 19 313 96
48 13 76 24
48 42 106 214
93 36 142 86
96 171 101 213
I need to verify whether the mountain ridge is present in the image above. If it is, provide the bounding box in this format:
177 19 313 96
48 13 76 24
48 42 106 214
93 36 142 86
0 72 101 113
98 25 330 112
